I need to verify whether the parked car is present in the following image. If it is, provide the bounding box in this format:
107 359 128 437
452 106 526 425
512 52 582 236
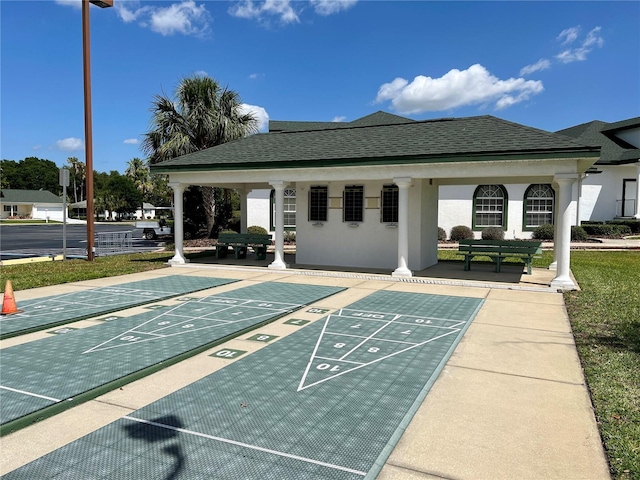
135 219 200 240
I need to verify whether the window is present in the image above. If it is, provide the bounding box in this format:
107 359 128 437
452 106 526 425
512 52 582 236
343 185 364 222
270 188 296 229
283 188 296 227
308 186 328 222
474 184 507 229
381 184 398 223
3 205 17 214
524 184 554 228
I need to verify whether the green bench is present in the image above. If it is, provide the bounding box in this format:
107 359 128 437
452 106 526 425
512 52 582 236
215 233 272 260
458 239 543 275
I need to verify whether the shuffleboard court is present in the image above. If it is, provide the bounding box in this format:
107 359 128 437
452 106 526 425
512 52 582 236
3 290 483 479
0 276 239 339
0 282 345 435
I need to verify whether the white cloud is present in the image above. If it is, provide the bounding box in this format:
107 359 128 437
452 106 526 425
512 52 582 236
124 138 139 145
249 73 265 80
240 104 269 132
229 0 357 23
557 26 580 45
520 58 551 76
56 137 84 151
229 0 299 24
555 26 603 63
311 0 357 16
113 0 211 37
332 116 347 122
375 64 544 114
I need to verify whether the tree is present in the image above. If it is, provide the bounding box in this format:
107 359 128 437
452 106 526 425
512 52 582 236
141 75 258 235
95 171 141 220
125 157 150 219
0 157 59 193
66 157 85 203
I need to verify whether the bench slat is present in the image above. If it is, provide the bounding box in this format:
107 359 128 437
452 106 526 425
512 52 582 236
457 239 542 274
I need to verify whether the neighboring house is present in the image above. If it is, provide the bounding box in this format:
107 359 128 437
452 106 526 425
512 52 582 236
557 117 640 221
0 189 64 221
151 111 600 289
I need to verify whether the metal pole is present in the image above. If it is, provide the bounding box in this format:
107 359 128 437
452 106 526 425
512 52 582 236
63 183 67 261
82 0 95 261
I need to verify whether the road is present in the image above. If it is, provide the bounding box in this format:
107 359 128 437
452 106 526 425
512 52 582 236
0 223 164 258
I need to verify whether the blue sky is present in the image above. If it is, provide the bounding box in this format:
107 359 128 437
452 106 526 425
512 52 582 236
2 0 639 174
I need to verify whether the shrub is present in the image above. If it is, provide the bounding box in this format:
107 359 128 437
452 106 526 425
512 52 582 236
247 225 268 235
438 227 447 242
449 225 474 241
532 224 554 241
283 230 296 243
571 226 588 242
610 219 640 234
582 223 632 237
481 227 505 240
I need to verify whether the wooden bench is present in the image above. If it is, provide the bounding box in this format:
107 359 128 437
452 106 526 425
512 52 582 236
458 239 542 275
215 233 272 260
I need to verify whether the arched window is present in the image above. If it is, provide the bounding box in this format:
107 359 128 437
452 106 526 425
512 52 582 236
524 184 554 229
270 188 296 230
473 184 507 229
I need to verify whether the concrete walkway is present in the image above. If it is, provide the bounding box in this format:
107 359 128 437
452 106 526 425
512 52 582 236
0 263 611 479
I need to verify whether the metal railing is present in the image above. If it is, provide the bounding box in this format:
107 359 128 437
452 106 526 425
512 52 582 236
95 231 133 256
616 199 637 217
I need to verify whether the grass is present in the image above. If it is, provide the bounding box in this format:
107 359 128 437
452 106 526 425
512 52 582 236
0 251 203 291
1 249 638 478
564 251 640 479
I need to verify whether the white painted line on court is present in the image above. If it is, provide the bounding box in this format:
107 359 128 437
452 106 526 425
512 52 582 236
298 328 461 391
0 385 60 402
123 416 367 476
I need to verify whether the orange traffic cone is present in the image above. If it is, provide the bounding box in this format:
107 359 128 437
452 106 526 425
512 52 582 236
1 280 23 315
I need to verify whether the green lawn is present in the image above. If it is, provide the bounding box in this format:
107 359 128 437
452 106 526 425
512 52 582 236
1 249 638 478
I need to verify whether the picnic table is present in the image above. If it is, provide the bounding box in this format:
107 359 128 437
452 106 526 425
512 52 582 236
215 233 272 260
457 239 542 274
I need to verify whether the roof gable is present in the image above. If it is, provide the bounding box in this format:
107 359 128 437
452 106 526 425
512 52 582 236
557 119 640 165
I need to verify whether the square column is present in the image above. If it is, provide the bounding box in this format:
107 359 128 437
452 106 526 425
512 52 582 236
239 188 248 233
268 181 287 270
168 182 188 265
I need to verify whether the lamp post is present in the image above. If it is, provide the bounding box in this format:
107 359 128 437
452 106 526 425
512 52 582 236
83 0 113 261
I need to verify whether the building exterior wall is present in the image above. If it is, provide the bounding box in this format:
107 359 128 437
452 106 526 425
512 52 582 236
580 165 638 221
32 204 64 221
247 189 271 232
438 183 579 239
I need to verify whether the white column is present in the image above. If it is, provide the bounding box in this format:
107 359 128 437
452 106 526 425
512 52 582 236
392 177 412 278
268 181 287 270
551 175 578 290
239 188 248 233
168 182 188 265
634 164 640 219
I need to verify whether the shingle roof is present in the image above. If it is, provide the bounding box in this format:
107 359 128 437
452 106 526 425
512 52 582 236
152 113 599 173
268 111 413 133
556 119 640 165
0 189 62 204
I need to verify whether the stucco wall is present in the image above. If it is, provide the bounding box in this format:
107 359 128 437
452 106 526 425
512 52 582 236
247 189 271 232
438 183 579 239
580 165 637 221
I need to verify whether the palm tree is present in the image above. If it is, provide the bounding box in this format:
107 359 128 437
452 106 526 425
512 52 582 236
66 157 85 203
141 75 257 234
125 157 150 219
